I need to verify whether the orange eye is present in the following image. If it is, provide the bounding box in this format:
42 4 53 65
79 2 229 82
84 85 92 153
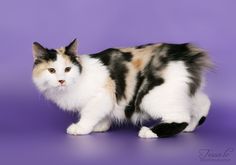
48 68 56 73
65 67 71 72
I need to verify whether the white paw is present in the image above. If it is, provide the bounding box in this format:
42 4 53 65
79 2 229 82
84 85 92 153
66 123 92 135
138 126 158 139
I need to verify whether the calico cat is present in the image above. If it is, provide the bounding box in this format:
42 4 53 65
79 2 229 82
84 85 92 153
32 39 211 138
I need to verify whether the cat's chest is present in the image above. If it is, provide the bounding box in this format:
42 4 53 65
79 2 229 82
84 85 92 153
51 90 81 111
47 85 98 111
46 89 83 111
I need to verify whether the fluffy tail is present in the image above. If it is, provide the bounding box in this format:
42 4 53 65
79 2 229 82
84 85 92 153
151 43 212 95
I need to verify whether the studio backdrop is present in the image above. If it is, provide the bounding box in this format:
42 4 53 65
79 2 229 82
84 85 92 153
0 0 235 165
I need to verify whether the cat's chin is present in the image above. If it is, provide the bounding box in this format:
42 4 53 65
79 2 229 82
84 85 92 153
51 85 68 92
57 85 67 91
45 84 71 93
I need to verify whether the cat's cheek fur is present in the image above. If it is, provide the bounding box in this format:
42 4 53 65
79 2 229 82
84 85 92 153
66 68 80 84
33 71 58 92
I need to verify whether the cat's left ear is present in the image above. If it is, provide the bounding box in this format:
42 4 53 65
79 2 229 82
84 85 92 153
32 42 47 60
65 39 78 56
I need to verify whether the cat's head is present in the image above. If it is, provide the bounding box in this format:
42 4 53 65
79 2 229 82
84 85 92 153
32 39 82 92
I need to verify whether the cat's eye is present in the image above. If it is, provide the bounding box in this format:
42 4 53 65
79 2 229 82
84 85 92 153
48 68 56 73
65 67 71 72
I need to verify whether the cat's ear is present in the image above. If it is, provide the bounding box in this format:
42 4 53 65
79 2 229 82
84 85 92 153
65 39 78 56
32 42 46 59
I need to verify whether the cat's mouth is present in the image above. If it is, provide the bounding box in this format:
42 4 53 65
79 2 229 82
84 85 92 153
56 84 67 90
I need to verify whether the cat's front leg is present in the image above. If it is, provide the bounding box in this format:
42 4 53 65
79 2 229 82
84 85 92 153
66 92 113 135
66 119 94 135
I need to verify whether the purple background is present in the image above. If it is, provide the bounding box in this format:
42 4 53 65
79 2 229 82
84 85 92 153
0 0 235 164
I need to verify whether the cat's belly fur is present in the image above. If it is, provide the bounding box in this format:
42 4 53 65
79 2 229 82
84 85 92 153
110 100 149 124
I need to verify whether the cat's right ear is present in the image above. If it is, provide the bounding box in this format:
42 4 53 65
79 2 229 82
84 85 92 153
32 42 46 59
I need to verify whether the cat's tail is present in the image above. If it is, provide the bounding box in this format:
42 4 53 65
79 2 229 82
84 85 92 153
152 42 213 71
151 43 213 95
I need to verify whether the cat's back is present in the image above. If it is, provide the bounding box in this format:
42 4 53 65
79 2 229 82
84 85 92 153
89 43 160 103
89 43 160 71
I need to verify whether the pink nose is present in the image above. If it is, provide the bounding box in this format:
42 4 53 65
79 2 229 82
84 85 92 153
58 80 65 84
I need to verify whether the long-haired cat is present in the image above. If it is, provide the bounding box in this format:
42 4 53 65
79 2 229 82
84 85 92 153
32 39 211 138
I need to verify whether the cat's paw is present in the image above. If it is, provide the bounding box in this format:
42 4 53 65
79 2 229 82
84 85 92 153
138 126 158 139
66 123 92 135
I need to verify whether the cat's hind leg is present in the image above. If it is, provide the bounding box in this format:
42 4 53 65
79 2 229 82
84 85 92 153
139 122 189 138
184 91 211 132
138 81 191 138
137 61 193 138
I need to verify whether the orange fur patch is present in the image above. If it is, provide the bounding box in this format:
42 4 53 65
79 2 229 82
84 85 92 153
132 59 142 69
105 78 116 102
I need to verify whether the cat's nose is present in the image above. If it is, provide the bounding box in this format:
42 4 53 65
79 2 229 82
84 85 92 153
58 80 65 84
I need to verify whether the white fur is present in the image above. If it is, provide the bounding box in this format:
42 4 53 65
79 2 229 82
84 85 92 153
140 61 192 124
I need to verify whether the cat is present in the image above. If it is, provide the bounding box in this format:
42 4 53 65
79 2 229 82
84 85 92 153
32 39 211 138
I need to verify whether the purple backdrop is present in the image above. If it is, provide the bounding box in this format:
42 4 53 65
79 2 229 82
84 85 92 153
0 0 235 164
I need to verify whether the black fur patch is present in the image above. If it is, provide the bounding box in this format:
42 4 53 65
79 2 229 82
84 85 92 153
151 122 188 138
41 49 57 61
198 116 206 126
110 61 128 101
134 55 165 112
33 59 43 66
90 48 119 65
34 49 57 66
90 49 132 101
125 72 145 118
122 52 133 61
69 55 82 73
